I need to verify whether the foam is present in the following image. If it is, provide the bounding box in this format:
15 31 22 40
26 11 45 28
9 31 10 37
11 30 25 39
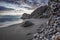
0 19 23 28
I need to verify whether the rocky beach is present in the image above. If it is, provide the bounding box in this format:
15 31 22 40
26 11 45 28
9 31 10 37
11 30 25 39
0 0 60 40
0 19 48 40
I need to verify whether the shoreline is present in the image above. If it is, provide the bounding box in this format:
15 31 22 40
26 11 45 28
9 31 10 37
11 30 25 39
0 19 23 28
0 19 48 40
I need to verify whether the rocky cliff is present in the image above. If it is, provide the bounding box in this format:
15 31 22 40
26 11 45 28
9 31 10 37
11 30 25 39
30 5 50 18
21 13 30 19
32 0 60 40
21 5 51 19
21 0 60 19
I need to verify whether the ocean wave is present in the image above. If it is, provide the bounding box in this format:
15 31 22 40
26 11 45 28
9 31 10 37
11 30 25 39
0 19 23 28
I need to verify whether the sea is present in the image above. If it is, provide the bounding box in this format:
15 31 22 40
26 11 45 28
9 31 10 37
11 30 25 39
0 15 23 28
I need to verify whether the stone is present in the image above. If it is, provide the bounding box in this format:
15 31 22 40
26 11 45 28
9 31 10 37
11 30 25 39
21 21 34 27
27 33 32 35
55 35 60 40
27 38 32 40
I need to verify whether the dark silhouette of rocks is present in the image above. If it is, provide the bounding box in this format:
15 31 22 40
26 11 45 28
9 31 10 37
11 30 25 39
21 13 30 19
21 21 34 27
30 5 50 18
21 5 51 19
1 0 60 40
32 0 60 40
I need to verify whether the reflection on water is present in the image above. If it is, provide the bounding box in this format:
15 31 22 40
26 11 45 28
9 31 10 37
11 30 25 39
0 15 21 22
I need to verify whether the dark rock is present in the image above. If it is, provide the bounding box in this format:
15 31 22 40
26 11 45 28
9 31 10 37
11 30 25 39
32 0 60 40
30 5 50 18
21 5 51 19
21 21 34 27
55 36 60 40
26 33 32 35
27 38 32 40
21 13 30 19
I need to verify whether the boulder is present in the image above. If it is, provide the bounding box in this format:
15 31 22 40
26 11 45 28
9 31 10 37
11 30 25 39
55 35 60 40
21 13 30 19
26 33 32 35
21 21 34 27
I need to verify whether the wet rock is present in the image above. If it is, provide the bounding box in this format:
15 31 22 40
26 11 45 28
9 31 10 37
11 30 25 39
21 21 34 27
27 38 33 40
27 33 32 35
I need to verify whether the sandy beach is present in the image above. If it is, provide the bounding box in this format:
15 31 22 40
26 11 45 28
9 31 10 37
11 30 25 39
0 19 48 40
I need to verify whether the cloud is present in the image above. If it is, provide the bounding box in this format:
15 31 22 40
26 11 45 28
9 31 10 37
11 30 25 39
0 0 48 15
0 0 22 5
24 0 48 6
0 6 14 11
0 1 33 10
0 0 48 7
0 2 20 10
0 0 48 10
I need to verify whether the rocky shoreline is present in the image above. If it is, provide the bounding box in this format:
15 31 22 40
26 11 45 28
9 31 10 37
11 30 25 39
31 0 60 40
0 0 60 40
21 0 60 40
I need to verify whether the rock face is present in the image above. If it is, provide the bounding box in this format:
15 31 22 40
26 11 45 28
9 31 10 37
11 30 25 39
21 13 30 19
21 0 60 19
21 21 34 27
32 0 60 40
30 5 50 18
21 5 51 19
21 0 60 40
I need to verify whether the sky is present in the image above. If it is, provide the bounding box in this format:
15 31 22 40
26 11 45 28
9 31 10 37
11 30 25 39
0 0 48 15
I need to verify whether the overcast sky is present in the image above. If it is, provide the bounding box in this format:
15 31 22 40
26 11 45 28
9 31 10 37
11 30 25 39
0 0 48 15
